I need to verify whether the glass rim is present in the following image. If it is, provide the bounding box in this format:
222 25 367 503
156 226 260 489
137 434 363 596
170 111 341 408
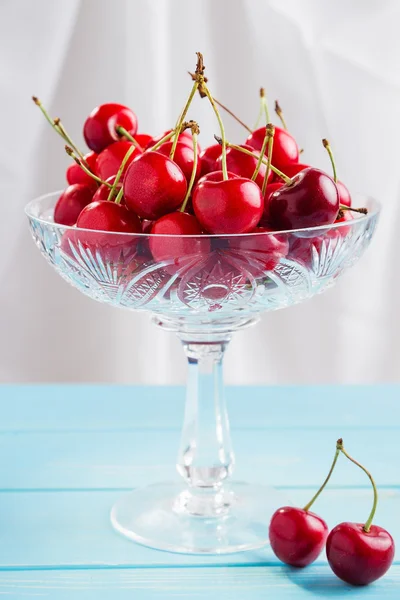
25 190 381 239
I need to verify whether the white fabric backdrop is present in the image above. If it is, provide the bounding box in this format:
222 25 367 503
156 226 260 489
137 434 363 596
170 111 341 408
1 0 400 384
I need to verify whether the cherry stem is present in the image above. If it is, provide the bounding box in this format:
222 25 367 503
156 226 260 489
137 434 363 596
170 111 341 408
215 138 291 184
114 185 124 205
260 87 270 125
212 97 253 134
322 139 337 183
147 130 176 152
303 439 342 512
32 98 89 166
65 146 112 188
275 100 288 130
180 123 199 213
262 125 275 196
340 205 368 215
253 88 265 130
107 145 136 201
252 123 274 182
205 89 228 180
338 440 378 533
115 126 143 151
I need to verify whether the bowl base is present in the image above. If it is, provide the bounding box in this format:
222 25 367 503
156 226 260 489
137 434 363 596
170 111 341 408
111 481 289 554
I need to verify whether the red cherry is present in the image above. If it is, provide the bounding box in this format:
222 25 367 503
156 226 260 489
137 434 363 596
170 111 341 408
96 141 141 181
156 141 202 184
262 182 284 224
269 168 339 230
326 522 395 586
193 177 264 234
66 151 98 187
246 126 299 171
134 133 153 148
92 176 121 203
216 144 272 190
142 219 153 233
77 200 141 233
199 144 222 176
123 151 187 220
336 180 352 207
289 229 340 266
196 170 240 186
279 162 309 178
269 506 328 567
149 212 210 270
147 129 196 150
54 184 94 226
229 227 289 271
335 210 354 236
83 103 138 153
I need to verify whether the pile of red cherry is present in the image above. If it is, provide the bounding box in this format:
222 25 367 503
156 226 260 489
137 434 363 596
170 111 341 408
34 52 366 271
269 438 395 586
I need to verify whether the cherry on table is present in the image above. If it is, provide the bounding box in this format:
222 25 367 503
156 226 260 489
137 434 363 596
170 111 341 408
193 177 264 234
54 184 94 226
66 151 98 187
156 141 202 184
83 103 138 153
268 168 339 230
216 144 272 190
246 125 299 172
123 151 187 220
96 141 141 181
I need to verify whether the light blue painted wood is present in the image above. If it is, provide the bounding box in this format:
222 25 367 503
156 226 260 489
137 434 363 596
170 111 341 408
0 488 397 569
0 384 398 430
0 428 398 489
0 385 399 598
0 566 398 599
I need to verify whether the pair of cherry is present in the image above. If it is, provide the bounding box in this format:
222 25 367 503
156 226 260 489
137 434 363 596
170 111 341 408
269 439 395 586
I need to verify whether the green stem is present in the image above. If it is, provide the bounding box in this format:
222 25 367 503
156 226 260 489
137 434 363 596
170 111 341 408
303 439 342 512
107 145 136 201
65 146 112 188
223 141 291 184
322 139 337 182
115 126 143 151
251 123 273 181
213 97 252 134
275 100 288 130
169 81 199 160
339 442 378 533
147 130 177 153
204 87 228 180
180 129 198 213
114 186 124 205
262 125 275 196
55 119 87 164
260 87 270 124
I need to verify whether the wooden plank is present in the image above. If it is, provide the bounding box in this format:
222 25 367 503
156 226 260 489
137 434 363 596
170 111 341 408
0 385 399 431
0 566 398 598
1 427 398 489
0 488 397 569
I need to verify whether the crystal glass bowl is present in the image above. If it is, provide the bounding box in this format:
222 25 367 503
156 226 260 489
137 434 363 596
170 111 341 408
26 192 380 554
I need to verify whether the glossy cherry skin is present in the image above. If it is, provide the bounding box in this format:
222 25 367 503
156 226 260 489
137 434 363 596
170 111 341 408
76 200 141 233
336 180 352 207
326 522 395 586
262 182 284 224
83 103 138 153
199 144 223 176
123 151 187 220
95 141 141 181
216 144 272 190
156 141 202 184
196 170 240 186
229 227 289 271
133 133 153 148
54 184 94 226
246 126 299 171
269 168 339 230
279 162 310 179
149 212 210 273
92 176 121 203
66 151 98 187
269 506 329 568
193 177 264 234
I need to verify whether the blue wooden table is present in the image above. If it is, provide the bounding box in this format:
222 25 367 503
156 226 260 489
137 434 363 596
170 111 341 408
0 384 399 598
